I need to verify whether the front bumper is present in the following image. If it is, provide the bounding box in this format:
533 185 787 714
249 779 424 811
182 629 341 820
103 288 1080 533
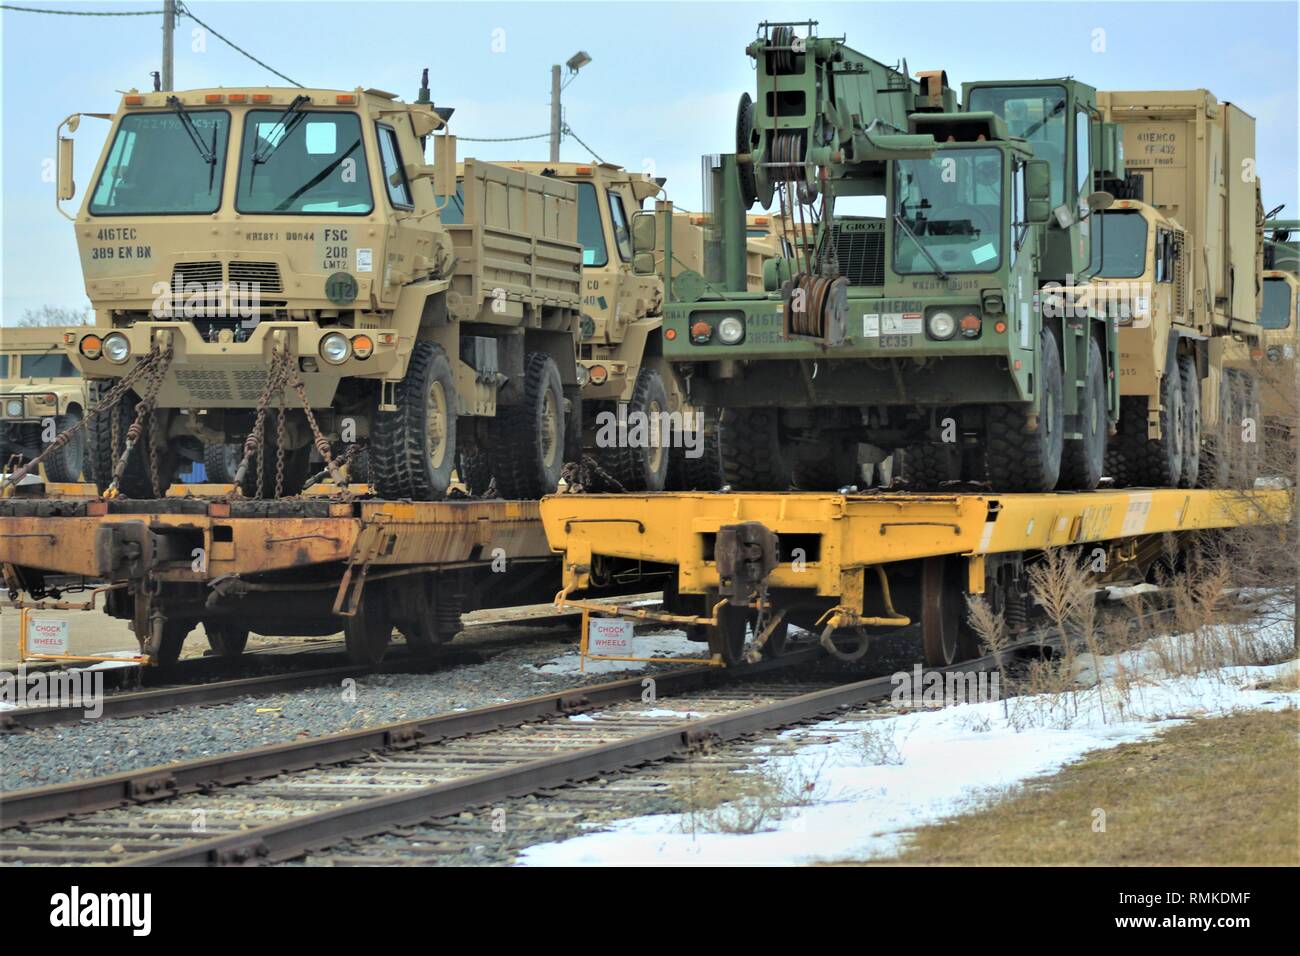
67 322 402 409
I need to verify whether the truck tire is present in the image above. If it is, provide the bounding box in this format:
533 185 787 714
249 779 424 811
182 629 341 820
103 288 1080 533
793 438 859 491
719 407 793 491
373 341 458 501
1058 336 1107 490
667 410 724 490
986 328 1064 492
85 379 177 498
1197 371 1235 489
1107 353 1183 487
42 407 85 483
488 351 566 499
239 431 312 499
590 366 671 491
898 442 962 490
1229 370 1260 487
456 435 493 496
203 443 241 484
1177 353 1201 489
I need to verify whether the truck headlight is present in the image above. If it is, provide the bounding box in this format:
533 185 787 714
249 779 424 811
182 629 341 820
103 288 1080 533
1267 346 1282 363
79 334 103 359
5 399 23 417
320 332 351 365
102 333 131 364
927 311 956 340
717 316 746 345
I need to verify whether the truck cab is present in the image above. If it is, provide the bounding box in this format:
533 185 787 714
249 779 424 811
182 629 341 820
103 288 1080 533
55 85 582 500
0 327 87 481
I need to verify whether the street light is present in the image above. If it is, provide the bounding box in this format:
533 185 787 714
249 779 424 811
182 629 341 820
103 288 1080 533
552 51 593 162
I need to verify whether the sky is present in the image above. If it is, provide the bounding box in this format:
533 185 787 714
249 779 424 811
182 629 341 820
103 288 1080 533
1 0 1296 321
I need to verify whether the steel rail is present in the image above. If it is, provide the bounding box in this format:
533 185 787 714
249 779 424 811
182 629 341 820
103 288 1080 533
0 648 821 826
131 649 1005 866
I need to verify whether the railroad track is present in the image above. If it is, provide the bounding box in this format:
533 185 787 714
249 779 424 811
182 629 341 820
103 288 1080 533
0 643 1032 866
1 596 658 732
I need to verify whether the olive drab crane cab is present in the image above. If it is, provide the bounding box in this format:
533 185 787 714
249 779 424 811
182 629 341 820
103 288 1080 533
1258 217 1299 445
658 22 1119 494
55 77 583 501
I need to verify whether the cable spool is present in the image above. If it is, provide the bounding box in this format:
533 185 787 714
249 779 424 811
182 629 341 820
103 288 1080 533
736 92 759 207
765 25 797 73
783 273 848 345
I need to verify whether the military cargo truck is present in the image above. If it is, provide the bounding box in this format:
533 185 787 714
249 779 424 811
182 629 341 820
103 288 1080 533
57 84 582 500
0 327 87 482
1084 90 1263 488
1258 218 1298 445
655 23 1120 493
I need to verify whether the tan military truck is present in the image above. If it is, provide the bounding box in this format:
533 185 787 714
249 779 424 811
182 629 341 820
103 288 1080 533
0 326 87 482
56 84 582 500
1086 90 1262 488
441 162 772 491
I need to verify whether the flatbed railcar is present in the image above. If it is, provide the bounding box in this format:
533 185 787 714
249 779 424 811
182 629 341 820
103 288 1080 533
540 487 1293 667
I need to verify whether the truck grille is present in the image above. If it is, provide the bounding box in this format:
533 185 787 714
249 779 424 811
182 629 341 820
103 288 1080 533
171 261 223 292
829 221 885 286
229 261 283 293
174 368 270 402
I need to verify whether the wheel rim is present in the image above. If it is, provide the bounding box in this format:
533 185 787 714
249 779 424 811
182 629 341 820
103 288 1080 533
646 397 665 473
426 380 449 469
539 388 559 468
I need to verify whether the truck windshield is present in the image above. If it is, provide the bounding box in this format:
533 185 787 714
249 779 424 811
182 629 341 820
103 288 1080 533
893 148 1003 275
89 111 229 215
236 111 373 214
1091 210 1147 279
20 354 77 378
576 183 608 267
967 85 1067 206
436 183 465 224
1261 277 1293 330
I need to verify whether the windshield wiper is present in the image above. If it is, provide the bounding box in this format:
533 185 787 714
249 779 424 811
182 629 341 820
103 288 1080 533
252 94 311 167
1020 99 1066 141
274 139 362 212
893 213 949 280
167 96 219 192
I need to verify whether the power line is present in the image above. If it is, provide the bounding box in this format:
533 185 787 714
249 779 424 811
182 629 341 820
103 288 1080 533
562 123 606 165
176 2 303 87
0 4 158 14
458 132 549 143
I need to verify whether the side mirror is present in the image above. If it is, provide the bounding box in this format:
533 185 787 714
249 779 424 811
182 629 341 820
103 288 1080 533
631 211 656 256
632 251 656 276
433 134 457 198
1085 190 1115 213
1027 199 1052 225
1025 159 1052 204
58 136 75 202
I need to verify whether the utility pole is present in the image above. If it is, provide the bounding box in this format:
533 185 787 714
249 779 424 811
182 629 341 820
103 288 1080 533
549 64 561 163
161 0 175 92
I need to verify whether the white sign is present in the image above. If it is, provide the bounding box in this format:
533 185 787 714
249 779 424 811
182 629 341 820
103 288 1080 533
27 618 69 655
355 248 373 273
588 617 635 656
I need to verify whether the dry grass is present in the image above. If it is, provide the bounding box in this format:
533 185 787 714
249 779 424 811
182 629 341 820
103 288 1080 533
881 708 1300 866
674 752 828 835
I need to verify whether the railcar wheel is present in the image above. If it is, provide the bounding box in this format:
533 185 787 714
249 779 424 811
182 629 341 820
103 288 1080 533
921 556 970 667
204 621 250 657
344 593 393 665
707 599 749 665
154 618 195 668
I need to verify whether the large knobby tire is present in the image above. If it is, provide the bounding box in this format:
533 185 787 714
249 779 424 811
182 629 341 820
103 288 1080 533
373 341 457 501
488 351 566 499
203 443 241 484
1107 353 1183 487
986 328 1064 492
1058 336 1107 490
719 407 793 491
667 409 723 490
239 426 312 499
42 407 85 483
85 379 176 498
793 438 859 491
1228 370 1260 487
1197 371 1235 489
1178 354 1201 489
589 366 671 492
456 434 494 497
898 441 962 491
